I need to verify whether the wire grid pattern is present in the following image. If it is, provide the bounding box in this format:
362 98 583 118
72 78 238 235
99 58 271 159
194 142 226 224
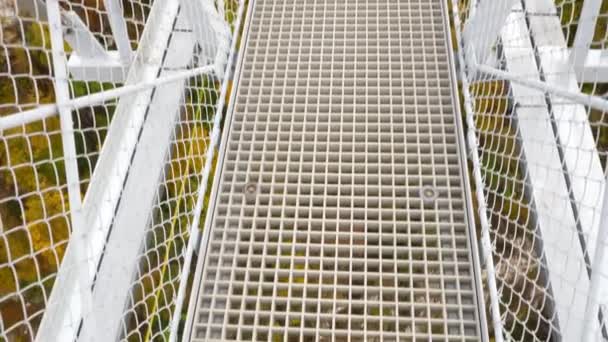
117 2 241 340
452 0 608 340
117 72 216 342
63 0 154 192
189 0 483 340
0 1 129 338
0 0 240 340
58 0 153 48
0 2 58 338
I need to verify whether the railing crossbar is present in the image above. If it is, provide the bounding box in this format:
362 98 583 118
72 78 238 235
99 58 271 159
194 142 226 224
0 64 215 131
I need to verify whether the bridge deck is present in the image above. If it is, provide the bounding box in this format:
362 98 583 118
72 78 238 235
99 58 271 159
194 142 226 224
184 0 486 340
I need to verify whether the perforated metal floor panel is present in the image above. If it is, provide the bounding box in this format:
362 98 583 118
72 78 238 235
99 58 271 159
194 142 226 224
186 0 484 340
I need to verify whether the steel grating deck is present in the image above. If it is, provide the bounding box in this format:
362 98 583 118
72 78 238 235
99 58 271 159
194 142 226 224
185 0 485 340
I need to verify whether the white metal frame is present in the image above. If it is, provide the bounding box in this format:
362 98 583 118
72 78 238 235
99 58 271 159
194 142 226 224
3 0 605 340
451 1 505 341
461 0 608 340
498 5 591 339
169 1 247 340
77 4 195 340
65 0 133 82
24 0 230 340
570 0 603 80
103 0 133 64
35 1 91 341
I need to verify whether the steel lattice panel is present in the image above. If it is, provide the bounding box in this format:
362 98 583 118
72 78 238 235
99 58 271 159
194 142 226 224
188 0 483 340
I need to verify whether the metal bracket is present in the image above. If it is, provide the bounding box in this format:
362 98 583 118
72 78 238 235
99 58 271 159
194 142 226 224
178 0 232 77
462 0 518 78
61 11 130 82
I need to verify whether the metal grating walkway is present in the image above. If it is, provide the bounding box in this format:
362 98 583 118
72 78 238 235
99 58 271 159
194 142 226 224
185 0 485 340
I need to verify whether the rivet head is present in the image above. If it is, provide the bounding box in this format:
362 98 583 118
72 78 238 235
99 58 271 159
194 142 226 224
244 182 257 203
420 186 438 207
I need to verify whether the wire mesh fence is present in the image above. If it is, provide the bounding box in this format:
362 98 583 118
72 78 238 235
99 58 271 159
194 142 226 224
0 0 243 340
117 71 218 342
452 0 608 341
2 0 607 341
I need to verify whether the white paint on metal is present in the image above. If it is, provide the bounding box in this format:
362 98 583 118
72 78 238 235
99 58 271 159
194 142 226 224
16 0 46 20
570 0 603 78
0 64 214 131
495 0 605 338
178 0 231 78
474 63 608 112
450 0 504 340
500 8 589 339
61 10 130 83
32 1 200 340
67 51 129 82
463 0 518 72
35 1 89 341
77 10 197 342
524 0 607 331
583 172 608 341
103 0 133 64
536 46 606 259
574 49 608 82
61 9 130 82
181 0 257 340
170 1 248 340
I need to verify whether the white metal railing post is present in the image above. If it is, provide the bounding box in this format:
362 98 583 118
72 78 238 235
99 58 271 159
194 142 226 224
47 1 83 239
583 172 608 342
103 0 133 64
570 0 602 79
169 0 247 339
37 0 91 340
451 0 505 341
462 0 517 75
216 0 226 24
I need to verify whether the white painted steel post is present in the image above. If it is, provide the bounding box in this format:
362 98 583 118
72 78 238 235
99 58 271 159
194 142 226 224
36 0 91 341
450 0 505 341
216 0 226 24
570 0 603 79
47 2 83 238
462 0 518 73
0 64 215 131
104 0 133 64
178 0 231 77
583 173 608 342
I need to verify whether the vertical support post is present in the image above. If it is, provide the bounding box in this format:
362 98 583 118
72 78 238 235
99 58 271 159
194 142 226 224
570 0 602 79
583 173 608 342
37 0 91 340
462 0 517 72
104 0 133 64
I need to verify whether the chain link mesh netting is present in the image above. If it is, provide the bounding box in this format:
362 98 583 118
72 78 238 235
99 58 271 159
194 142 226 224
452 0 608 341
0 0 242 340
3 0 606 340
